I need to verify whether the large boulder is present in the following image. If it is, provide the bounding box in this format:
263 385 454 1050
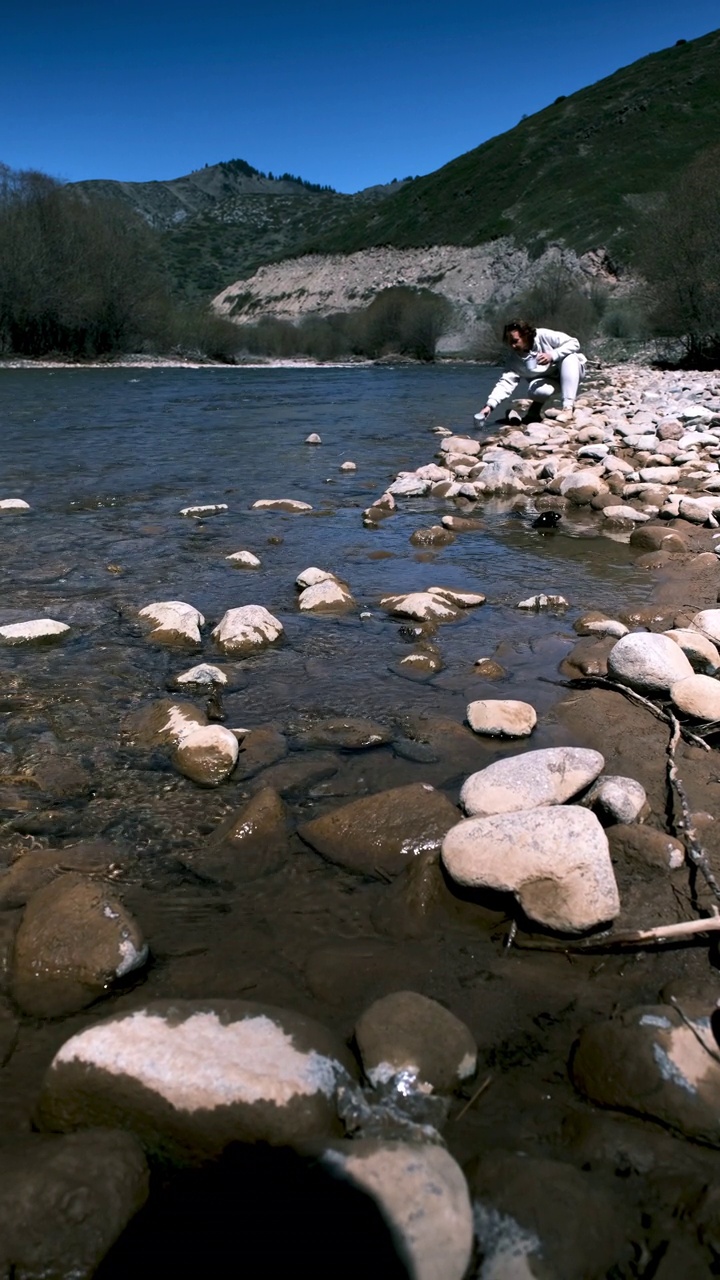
12 874 148 1017
0 1130 148 1280
606 632 694 693
38 1000 356 1163
298 783 460 878
459 746 604 817
442 805 619 932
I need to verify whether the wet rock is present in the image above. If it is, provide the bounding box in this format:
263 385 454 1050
560 635 617 679
409 525 456 547
571 1004 720 1145
0 840 125 910
339 459 356 471
381 586 485 622
172 724 239 786
234 725 288 779
441 514 485 531
583 774 649 825
387 474 429 497
354 991 476 1093
0 1130 149 1280
298 577 355 613
138 600 204 647
398 650 443 676
173 662 228 689
212 605 284 655
251 498 313 512
460 746 604 817
469 1152 631 1280
606 823 685 872
305 433 322 444
629 525 688 553
442 805 619 932
670 673 720 720
0 498 30 511
0 619 70 646
38 999 356 1162
559 469 606 503
179 504 228 518
298 782 460 878
123 698 206 749
186 787 290 881
391 737 440 763
466 699 536 738
226 549 261 568
289 717 391 750
574 612 629 638
12 873 148 1017
607 631 694 693
473 658 507 679
323 1140 473 1280
251 751 340 799
517 593 568 610
664 628 720 674
29 755 92 801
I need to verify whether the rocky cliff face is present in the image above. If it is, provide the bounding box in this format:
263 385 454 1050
211 242 620 351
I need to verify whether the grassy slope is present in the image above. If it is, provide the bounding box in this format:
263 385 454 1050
294 29 720 260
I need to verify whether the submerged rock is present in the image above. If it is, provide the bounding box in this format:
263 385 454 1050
179 504 228 517
185 786 290 881
442 805 619 932
298 783 460 878
38 999 356 1162
0 619 70 646
12 874 148 1017
251 498 313 513
226 549 261 568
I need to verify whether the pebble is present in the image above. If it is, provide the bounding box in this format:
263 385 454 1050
39 999 356 1161
460 746 604 817
442 805 619 932
466 699 537 738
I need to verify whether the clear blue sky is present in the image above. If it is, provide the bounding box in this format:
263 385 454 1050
2 1 717 193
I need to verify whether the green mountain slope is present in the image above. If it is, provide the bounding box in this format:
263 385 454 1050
292 28 720 261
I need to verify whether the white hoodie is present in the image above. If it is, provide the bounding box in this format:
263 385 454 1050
486 327 586 409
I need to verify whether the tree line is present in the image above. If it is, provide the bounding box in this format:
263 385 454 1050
0 148 718 365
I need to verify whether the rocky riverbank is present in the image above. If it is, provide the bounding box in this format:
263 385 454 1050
2 363 720 1277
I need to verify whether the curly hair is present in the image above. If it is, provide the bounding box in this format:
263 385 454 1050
502 320 537 346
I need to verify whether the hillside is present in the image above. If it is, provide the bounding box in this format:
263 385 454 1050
287 28 720 261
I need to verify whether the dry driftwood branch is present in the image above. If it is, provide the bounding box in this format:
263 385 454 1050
514 913 720 953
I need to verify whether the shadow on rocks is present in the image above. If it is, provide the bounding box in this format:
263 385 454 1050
95 1142 411 1280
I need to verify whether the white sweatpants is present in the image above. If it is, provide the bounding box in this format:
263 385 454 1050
527 354 585 408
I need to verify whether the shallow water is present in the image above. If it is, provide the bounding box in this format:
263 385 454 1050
0 365 670 1214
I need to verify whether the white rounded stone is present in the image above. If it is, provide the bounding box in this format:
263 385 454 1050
212 606 284 655
665 629 720 674
466 700 536 738
689 610 720 647
296 566 336 589
670 674 720 721
0 498 30 511
138 601 205 646
175 663 228 686
179 504 228 518
251 499 313 512
607 632 694 693
339 460 357 471
0 619 70 645
173 725 240 786
442 805 619 932
584 775 648 824
305 433 322 444
226 550 261 568
298 579 355 612
460 747 604 817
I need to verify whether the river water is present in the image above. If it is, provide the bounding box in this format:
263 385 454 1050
0 365 662 1260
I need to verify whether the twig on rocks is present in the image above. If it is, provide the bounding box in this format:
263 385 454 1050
571 676 709 750
667 713 720 903
668 995 720 1070
514 914 720 953
453 1074 493 1123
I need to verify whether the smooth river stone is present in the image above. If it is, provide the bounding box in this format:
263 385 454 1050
323 1141 473 1280
298 783 460 878
670 674 720 721
466 699 536 738
38 1000 356 1163
226 550 261 568
354 991 477 1093
664 628 720 674
606 632 694 693
251 498 313 512
298 579 355 613
583 775 648 825
689 609 720 647
172 724 239 786
460 747 604 817
571 1004 720 1146
0 619 70 645
138 600 204 646
442 805 619 932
